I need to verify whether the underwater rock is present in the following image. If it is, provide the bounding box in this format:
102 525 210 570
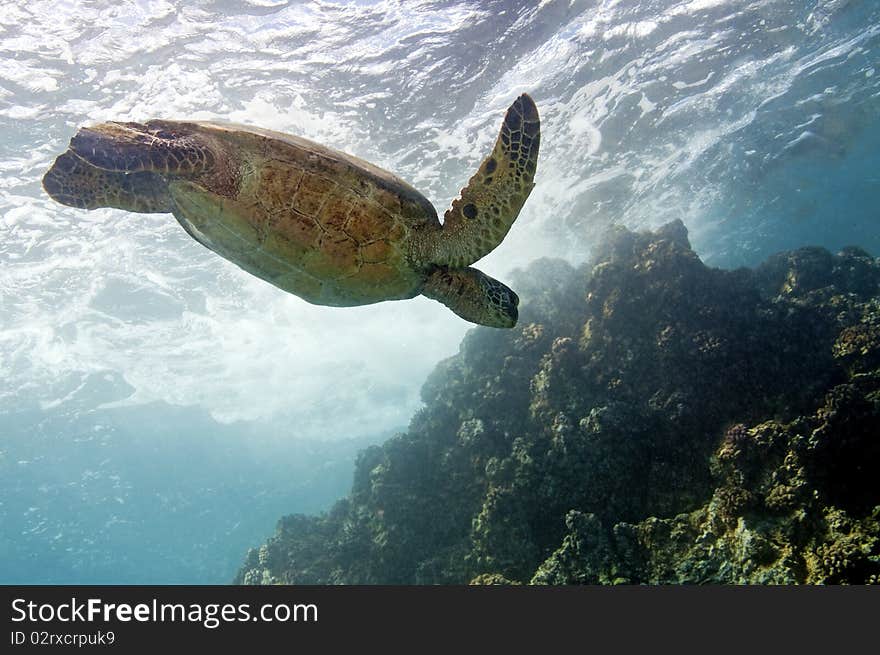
236 220 880 585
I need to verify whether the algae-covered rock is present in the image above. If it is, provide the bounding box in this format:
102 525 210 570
236 220 880 585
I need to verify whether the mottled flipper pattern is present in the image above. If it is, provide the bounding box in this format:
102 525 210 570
431 93 540 268
43 150 171 213
68 121 215 175
42 95 538 328
42 120 217 213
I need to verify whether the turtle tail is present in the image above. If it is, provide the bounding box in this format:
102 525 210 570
42 150 172 213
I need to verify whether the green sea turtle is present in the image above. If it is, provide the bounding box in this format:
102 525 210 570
42 94 540 327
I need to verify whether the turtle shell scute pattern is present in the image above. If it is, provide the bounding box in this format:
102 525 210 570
252 161 410 284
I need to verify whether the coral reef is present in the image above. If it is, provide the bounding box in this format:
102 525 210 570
237 221 880 584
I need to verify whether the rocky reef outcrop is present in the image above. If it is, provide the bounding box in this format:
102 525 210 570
237 221 880 584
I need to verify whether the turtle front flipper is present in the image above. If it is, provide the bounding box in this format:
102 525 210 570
428 94 540 268
422 267 518 328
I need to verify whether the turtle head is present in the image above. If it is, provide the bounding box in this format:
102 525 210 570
422 267 519 328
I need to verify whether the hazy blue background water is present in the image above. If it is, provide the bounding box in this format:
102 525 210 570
1 0 878 583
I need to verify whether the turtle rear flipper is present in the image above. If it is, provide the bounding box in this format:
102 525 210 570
42 150 171 213
422 266 518 328
69 121 215 175
430 93 540 268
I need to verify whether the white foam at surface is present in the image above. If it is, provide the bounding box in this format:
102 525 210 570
0 0 878 439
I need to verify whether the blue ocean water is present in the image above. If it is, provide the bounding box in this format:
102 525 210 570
1 0 878 583
3 401 381 584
